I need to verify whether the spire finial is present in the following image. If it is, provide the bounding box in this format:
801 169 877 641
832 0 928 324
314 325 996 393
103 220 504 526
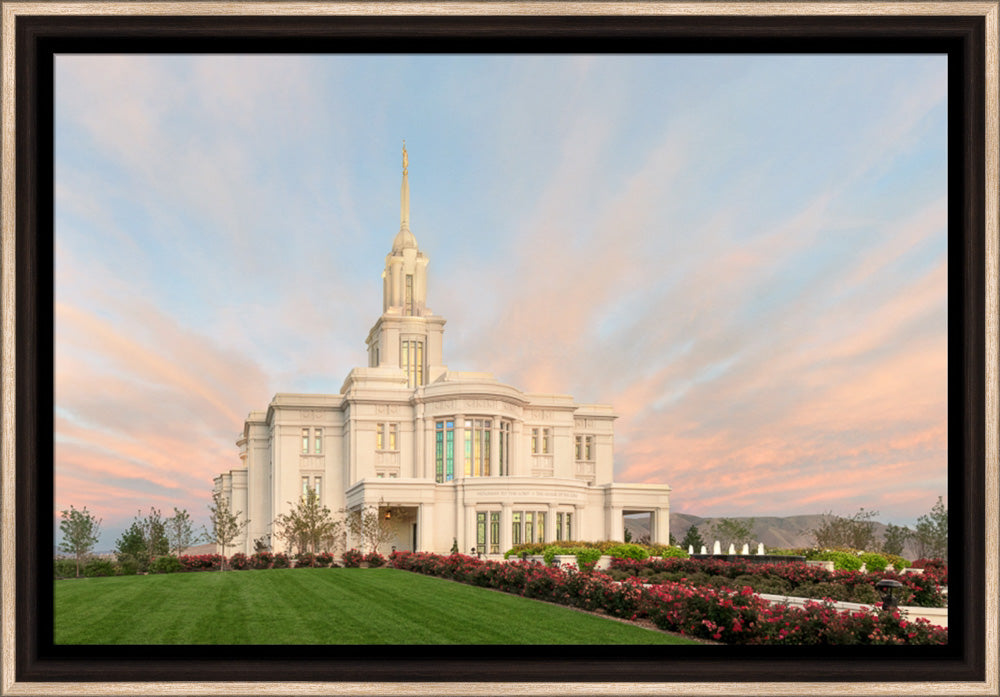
399 141 410 233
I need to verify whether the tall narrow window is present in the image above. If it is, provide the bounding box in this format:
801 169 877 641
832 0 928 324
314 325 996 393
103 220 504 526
405 274 414 316
537 512 545 544
388 423 398 450
499 421 511 475
416 340 423 386
525 512 534 544
556 512 564 541
301 428 310 453
400 339 425 388
585 436 592 461
463 419 491 477
566 513 573 541
435 420 455 483
313 477 321 500
512 512 522 545
532 428 551 455
490 512 500 554
314 429 323 454
575 436 582 461
301 476 309 500
476 512 486 554
376 424 384 450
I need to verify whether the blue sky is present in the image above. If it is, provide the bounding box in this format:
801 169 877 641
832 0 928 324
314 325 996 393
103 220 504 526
54 54 948 547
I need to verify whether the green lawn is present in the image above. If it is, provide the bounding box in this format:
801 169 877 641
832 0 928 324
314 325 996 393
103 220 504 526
55 567 696 644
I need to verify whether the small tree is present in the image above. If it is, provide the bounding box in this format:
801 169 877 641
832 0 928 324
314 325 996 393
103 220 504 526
914 496 948 561
165 507 199 556
710 518 755 549
115 521 148 571
273 488 342 555
680 524 705 551
881 522 912 557
345 505 394 555
205 490 249 570
137 508 170 567
58 506 102 578
812 508 879 551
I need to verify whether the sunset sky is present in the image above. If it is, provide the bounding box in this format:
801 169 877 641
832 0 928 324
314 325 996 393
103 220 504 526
55 54 948 548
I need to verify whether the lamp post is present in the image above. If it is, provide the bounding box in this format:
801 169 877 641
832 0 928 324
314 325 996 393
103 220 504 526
875 579 904 610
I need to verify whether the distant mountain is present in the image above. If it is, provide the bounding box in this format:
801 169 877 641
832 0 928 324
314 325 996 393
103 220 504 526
624 513 920 558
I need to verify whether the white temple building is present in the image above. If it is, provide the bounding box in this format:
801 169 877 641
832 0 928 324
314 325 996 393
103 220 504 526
214 147 672 557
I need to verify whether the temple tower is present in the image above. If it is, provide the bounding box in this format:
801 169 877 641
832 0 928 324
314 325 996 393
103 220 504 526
365 143 446 387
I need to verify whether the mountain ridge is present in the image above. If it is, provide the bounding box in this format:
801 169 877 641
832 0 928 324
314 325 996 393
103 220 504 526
624 513 921 558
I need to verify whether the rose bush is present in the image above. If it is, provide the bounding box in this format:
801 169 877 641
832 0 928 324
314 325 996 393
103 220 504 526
342 549 364 568
177 554 224 572
608 557 945 608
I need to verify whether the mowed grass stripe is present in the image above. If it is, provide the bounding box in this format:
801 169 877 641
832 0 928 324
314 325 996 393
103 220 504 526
55 567 696 644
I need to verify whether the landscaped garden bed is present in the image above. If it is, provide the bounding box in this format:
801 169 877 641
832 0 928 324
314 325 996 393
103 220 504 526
388 551 948 645
606 557 945 608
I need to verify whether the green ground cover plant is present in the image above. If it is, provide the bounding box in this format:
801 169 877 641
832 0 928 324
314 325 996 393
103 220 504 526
54 567 693 645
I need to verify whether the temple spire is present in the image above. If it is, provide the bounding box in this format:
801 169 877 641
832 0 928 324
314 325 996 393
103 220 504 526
400 140 410 231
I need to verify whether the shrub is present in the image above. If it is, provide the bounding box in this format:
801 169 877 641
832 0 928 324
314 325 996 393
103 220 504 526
810 550 863 571
271 552 290 569
656 545 690 559
364 551 386 568
54 558 80 578
249 552 273 569
228 552 250 570
116 557 139 576
83 558 115 577
342 548 364 568
912 558 945 571
177 554 224 572
882 553 911 570
315 551 335 567
149 555 184 574
295 552 316 568
542 546 567 565
859 553 888 572
606 544 650 561
575 548 602 571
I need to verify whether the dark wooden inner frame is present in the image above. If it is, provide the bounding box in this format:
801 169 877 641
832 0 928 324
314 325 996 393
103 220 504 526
12 14 987 684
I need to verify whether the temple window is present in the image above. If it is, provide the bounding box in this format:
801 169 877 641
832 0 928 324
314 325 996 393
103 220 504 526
435 420 455 482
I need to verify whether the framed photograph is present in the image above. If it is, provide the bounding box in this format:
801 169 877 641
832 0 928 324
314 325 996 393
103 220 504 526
2 2 996 695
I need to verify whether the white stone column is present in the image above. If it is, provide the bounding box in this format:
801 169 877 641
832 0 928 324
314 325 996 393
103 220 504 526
607 505 624 541
655 507 670 545
414 402 425 479
464 503 476 555
418 503 434 552
572 504 583 542
511 421 523 476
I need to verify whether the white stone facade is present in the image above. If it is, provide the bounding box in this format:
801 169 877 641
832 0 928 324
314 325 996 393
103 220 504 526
214 148 671 556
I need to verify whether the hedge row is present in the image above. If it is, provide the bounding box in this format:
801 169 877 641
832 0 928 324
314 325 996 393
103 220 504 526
607 557 945 608
387 551 947 645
